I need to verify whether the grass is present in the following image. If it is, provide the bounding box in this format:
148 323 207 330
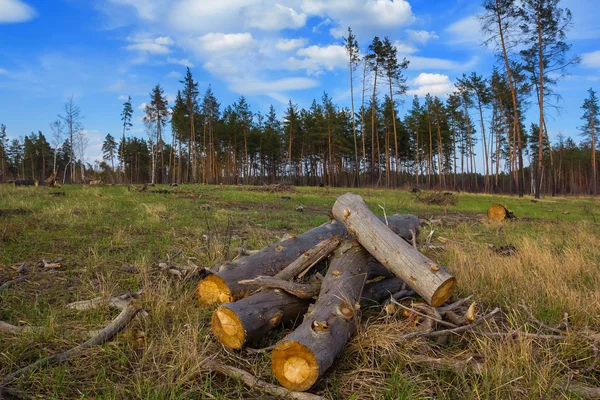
1 184 599 399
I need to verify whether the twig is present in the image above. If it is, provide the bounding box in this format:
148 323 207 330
378 204 388 226
520 303 566 335
580 344 599 375
438 295 475 314
65 290 143 311
476 331 566 340
201 359 326 400
1 302 141 388
390 298 457 329
399 307 501 340
245 344 277 355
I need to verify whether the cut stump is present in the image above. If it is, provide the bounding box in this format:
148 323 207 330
487 204 514 221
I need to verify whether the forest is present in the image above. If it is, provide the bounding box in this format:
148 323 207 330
0 0 597 197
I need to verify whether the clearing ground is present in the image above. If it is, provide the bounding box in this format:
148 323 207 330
1 185 599 399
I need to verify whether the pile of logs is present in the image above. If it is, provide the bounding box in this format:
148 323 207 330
197 192 457 392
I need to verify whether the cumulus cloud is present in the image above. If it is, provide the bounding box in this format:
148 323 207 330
118 94 129 100
276 38 308 51
284 44 347 75
137 102 148 111
582 50 600 68
232 77 319 94
126 35 174 54
408 73 454 97
193 32 255 54
107 0 164 21
0 0 36 23
243 3 306 30
394 41 418 55
406 30 438 44
301 0 415 37
167 57 195 68
166 71 181 78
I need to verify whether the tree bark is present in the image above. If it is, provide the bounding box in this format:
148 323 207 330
271 241 370 391
332 193 455 306
197 215 419 305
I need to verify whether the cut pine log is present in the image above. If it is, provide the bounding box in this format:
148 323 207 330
332 193 455 307
211 262 402 350
197 215 419 305
487 204 514 221
271 241 370 392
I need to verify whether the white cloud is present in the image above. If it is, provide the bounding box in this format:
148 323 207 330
0 0 36 23
118 94 129 100
406 30 438 45
0 68 8 74
126 35 174 54
107 0 163 21
167 57 195 68
408 73 454 97
167 71 181 78
445 15 483 45
582 50 600 68
243 3 306 30
194 32 255 54
301 0 415 37
137 102 148 111
106 79 126 92
394 41 418 55
285 44 347 75
276 38 308 51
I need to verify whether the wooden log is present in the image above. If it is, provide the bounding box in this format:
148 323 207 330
271 241 370 392
14 180 37 187
212 235 408 350
332 193 455 307
360 277 405 307
197 215 418 305
238 277 320 299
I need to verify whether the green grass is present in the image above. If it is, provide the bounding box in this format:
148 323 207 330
1 184 599 399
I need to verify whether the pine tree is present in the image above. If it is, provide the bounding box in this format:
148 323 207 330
181 68 200 182
580 88 599 195
120 96 133 184
343 27 361 187
145 85 170 183
102 133 117 182
0 124 7 183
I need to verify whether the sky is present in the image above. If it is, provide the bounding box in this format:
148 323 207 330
0 0 599 164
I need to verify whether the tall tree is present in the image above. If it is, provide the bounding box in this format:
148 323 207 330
0 124 6 183
343 27 361 187
481 0 525 197
120 96 133 184
181 68 200 182
382 36 409 185
102 133 117 182
519 0 579 198
145 84 170 183
59 97 83 183
366 36 385 184
580 88 599 195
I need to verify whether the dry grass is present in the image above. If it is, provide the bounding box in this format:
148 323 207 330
1 184 599 399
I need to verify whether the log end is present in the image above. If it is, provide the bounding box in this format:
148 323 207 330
430 276 457 307
197 275 233 305
271 340 319 392
211 306 246 349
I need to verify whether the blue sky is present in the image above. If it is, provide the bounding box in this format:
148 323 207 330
1 0 599 164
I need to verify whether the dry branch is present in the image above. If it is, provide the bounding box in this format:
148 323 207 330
1 302 141 389
202 359 325 400
0 275 29 297
65 290 143 311
332 193 455 306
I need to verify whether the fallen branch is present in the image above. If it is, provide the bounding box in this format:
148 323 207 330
66 290 144 311
565 382 600 399
41 259 62 269
399 307 501 340
438 295 475 314
1 302 141 388
202 359 325 400
0 321 39 335
238 277 320 300
390 299 458 329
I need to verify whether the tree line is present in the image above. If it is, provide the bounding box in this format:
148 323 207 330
0 0 597 196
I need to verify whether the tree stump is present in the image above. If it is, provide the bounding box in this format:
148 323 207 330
332 193 455 307
487 204 514 221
